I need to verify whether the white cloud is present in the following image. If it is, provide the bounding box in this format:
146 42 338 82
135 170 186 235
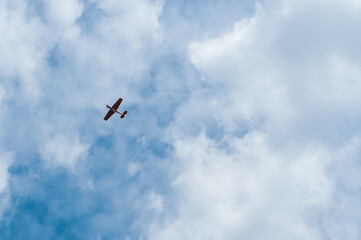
149 132 331 239
41 0 165 113
148 0 361 239
96 0 163 42
0 151 13 219
43 0 83 28
39 133 89 172
128 162 141 177
0 0 49 100
149 190 163 212
0 151 13 193
0 86 6 113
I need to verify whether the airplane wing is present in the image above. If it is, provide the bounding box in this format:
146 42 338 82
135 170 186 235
112 98 123 110
104 110 115 121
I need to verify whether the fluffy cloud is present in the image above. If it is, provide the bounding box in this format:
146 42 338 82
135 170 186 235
148 190 163 212
0 151 13 219
43 0 83 28
148 0 361 239
39 133 89 172
150 133 361 240
149 132 330 239
0 0 48 100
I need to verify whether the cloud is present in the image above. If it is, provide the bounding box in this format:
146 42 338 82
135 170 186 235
39 133 90 172
148 190 163 212
149 132 334 239
43 0 83 28
148 0 361 239
128 162 141 177
0 0 167 235
0 0 49 100
0 151 13 219
2 0 361 239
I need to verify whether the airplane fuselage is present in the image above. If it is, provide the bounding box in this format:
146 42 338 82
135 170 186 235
106 104 122 114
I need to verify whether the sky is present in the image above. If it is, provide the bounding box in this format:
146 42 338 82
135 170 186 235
1 0 361 239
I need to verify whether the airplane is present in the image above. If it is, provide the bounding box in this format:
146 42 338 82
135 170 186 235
104 98 128 121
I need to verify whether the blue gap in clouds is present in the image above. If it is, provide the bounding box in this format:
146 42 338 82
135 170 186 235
81 114 173 238
23 0 46 21
47 45 60 68
77 0 107 34
139 54 192 127
1 167 104 239
162 0 256 41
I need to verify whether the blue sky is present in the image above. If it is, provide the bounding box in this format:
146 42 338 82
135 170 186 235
1 0 361 239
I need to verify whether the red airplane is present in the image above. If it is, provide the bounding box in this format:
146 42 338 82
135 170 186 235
104 98 128 121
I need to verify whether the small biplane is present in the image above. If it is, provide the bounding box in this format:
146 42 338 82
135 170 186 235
104 98 128 121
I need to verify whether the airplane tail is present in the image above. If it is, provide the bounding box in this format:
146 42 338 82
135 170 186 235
121 110 127 119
